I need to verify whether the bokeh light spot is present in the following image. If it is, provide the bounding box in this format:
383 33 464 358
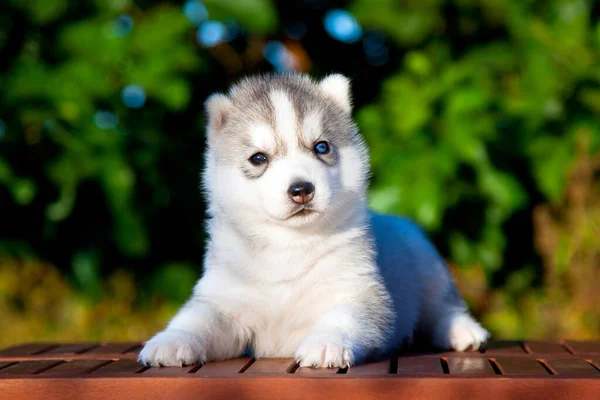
112 15 133 37
94 111 119 130
323 9 362 44
0 119 5 138
263 41 298 72
183 0 208 26
196 21 227 47
121 85 146 109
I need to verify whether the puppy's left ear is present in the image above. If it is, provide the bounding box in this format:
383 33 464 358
205 93 233 135
319 74 352 113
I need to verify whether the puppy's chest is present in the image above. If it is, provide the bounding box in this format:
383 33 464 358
248 279 341 357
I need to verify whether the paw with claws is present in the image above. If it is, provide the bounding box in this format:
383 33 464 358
138 329 206 367
295 332 354 368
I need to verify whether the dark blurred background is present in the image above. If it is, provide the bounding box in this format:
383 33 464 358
0 0 598 346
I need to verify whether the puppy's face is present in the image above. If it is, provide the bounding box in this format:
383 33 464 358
203 74 369 230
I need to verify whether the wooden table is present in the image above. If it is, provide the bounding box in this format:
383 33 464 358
0 340 598 399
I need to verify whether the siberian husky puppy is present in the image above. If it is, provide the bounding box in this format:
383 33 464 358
139 73 489 368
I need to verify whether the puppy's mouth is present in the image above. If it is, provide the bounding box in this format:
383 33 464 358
286 207 316 220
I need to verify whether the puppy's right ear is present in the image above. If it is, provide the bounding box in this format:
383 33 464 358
205 93 233 135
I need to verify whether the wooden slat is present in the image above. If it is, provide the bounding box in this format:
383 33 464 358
195 358 253 377
446 357 496 374
141 365 199 377
397 357 444 375
525 341 569 354
347 360 389 375
91 359 146 375
87 343 141 355
295 366 340 375
3 376 600 400
483 341 527 355
0 360 63 376
243 358 295 375
0 362 16 371
124 344 143 356
546 358 600 376
494 357 549 376
44 343 99 356
0 344 57 357
566 341 600 355
39 360 111 376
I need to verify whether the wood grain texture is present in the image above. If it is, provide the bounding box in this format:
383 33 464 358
0 344 57 357
242 358 295 375
39 360 112 377
0 360 64 376
493 357 548 376
446 357 495 375
195 358 253 377
346 360 390 375
397 356 444 375
545 358 599 376
524 341 570 354
0 341 599 399
1 377 599 400
566 341 600 355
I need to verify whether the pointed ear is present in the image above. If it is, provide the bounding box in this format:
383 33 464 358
205 93 233 135
319 74 352 113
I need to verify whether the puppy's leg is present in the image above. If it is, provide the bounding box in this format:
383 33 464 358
138 298 248 367
418 261 489 351
295 299 391 368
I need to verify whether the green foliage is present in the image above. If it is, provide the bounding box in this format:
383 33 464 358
354 0 600 274
203 0 278 34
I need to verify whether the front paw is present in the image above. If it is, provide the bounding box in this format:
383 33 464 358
295 332 354 368
138 329 206 367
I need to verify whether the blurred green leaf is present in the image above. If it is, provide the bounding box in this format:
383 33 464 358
204 0 277 34
149 263 201 304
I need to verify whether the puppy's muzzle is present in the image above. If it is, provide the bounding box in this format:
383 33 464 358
288 181 315 204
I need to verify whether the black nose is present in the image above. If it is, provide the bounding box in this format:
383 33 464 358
288 181 315 204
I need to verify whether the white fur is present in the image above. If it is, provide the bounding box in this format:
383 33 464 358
319 74 352 112
302 111 322 143
139 74 489 368
249 123 276 151
205 93 232 133
270 90 297 148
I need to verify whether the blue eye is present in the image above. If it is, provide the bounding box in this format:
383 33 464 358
314 141 330 155
249 152 268 166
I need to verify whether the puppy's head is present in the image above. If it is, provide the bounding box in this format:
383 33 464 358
203 73 369 231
